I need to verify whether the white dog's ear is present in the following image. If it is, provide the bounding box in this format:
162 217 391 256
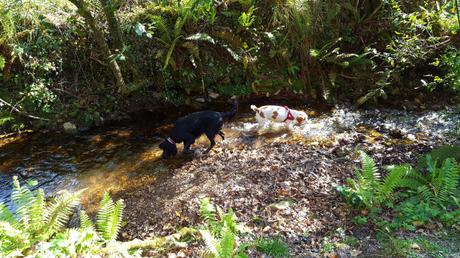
250 105 258 112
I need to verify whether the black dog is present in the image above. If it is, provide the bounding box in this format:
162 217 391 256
159 98 238 159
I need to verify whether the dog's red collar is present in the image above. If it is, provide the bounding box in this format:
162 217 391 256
283 106 295 122
166 137 176 145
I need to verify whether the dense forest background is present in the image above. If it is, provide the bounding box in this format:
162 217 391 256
1 0 459 131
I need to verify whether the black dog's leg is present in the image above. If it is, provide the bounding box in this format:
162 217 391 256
203 131 217 154
218 131 225 140
183 134 196 155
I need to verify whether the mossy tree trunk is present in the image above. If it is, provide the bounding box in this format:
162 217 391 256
98 0 143 82
68 0 127 94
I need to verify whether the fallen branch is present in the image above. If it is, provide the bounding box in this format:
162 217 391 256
0 97 50 121
99 227 197 255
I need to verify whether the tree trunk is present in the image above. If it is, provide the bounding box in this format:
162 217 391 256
68 0 127 94
99 0 143 82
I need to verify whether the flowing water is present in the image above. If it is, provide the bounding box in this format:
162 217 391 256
1 106 458 209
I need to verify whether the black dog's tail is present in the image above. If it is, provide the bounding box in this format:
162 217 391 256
220 97 238 120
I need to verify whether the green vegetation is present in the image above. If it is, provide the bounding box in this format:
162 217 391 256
337 147 460 256
1 0 459 132
0 176 196 257
0 177 128 256
338 149 460 229
198 197 289 258
0 180 288 257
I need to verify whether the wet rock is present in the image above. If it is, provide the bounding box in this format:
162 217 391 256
209 92 220 99
63 122 77 134
406 134 416 141
195 97 206 103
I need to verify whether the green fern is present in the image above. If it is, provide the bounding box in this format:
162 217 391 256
417 157 460 205
11 176 36 226
199 198 247 258
0 177 128 257
254 237 289 258
395 165 426 189
439 159 459 202
339 151 407 209
79 210 94 230
378 165 406 202
28 188 45 233
200 229 219 256
219 224 236 258
200 197 219 234
0 221 29 251
358 151 380 185
0 203 15 223
96 192 124 242
42 190 81 239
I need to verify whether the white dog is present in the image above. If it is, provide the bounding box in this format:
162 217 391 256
250 105 308 127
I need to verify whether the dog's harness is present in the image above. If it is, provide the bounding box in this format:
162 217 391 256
166 137 176 145
283 106 295 122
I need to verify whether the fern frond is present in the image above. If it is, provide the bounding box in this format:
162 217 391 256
219 224 235 258
0 221 29 249
0 202 15 224
79 210 94 230
396 165 427 190
200 197 219 233
418 185 434 202
0 221 22 239
28 188 45 233
378 165 405 202
96 192 124 241
96 192 114 241
439 159 459 203
221 208 237 235
43 190 81 239
108 199 124 241
200 229 219 256
11 176 35 226
358 151 379 183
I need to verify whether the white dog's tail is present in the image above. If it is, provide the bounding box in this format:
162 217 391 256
250 105 258 112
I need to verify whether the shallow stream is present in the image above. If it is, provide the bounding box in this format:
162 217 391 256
1 106 458 210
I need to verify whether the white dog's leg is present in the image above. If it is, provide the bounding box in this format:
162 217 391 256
255 114 265 128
